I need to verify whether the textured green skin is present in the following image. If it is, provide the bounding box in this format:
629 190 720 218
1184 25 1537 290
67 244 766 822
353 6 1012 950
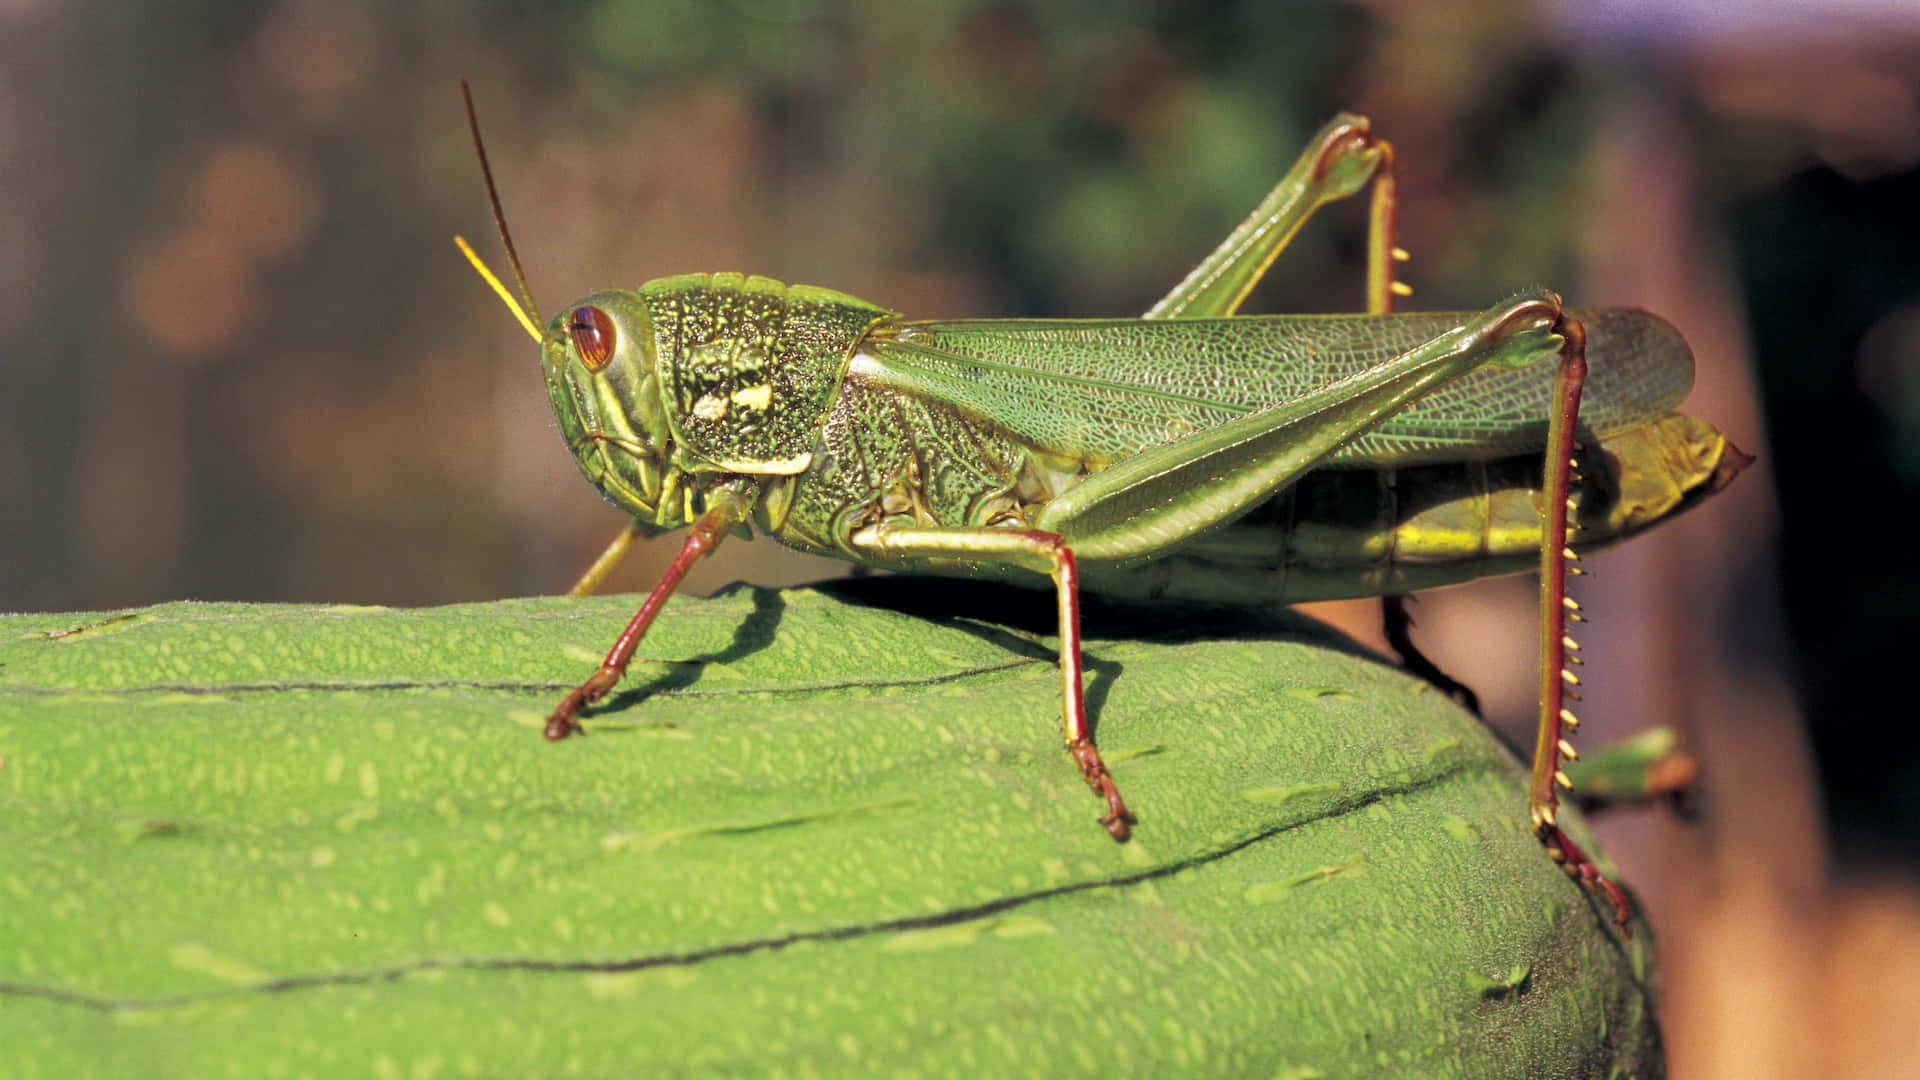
0 587 1659 1077
542 274 1727 601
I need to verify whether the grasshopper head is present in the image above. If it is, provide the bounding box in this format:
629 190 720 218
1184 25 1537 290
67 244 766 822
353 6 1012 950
541 291 687 529
456 82 696 531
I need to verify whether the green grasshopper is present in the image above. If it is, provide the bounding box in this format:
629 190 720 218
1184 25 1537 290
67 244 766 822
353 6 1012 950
457 84 1745 929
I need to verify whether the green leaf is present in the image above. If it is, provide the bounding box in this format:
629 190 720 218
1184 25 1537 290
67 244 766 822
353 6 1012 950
0 582 1659 1077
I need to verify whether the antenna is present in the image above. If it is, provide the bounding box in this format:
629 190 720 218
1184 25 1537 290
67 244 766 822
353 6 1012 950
455 236 540 343
458 79 544 339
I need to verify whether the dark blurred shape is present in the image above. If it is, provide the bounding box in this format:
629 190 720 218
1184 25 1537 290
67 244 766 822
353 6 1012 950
1734 161 1920 868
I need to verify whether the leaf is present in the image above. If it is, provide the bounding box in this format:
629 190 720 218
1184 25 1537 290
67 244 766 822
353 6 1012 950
0 582 1660 1077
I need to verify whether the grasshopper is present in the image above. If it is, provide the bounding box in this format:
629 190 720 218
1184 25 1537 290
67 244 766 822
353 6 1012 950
457 84 1745 929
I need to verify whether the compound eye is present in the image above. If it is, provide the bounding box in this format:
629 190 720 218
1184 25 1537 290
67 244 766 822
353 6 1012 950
568 305 616 371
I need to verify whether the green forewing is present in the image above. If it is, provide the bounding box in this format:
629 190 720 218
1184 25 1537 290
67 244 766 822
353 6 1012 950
862 307 1692 467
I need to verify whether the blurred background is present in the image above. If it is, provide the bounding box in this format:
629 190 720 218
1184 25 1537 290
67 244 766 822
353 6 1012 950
2 0 1915 1074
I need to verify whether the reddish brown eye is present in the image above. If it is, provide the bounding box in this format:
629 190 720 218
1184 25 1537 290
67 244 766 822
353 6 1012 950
568 305 616 371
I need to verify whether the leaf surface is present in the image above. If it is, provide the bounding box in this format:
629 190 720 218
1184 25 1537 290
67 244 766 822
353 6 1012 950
0 583 1659 1077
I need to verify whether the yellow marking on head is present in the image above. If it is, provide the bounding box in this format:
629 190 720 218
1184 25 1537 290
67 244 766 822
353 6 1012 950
455 236 542 345
730 384 773 412
691 394 729 421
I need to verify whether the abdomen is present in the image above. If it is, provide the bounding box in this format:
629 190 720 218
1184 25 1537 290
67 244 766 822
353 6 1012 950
1079 413 1742 604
